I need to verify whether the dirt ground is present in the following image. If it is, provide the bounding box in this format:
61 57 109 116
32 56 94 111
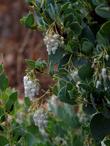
0 0 52 98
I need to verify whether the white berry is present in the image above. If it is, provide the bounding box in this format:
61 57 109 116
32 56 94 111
23 75 40 100
96 80 101 89
105 54 109 61
33 108 48 137
43 33 64 55
101 68 107 79
70 70 80 82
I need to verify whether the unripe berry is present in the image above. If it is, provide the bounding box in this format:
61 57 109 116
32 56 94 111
105 54 109 61
101 68 107 80
70 71 80 82
96 80 101 89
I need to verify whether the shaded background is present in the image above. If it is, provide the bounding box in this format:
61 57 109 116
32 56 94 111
0 0 51 97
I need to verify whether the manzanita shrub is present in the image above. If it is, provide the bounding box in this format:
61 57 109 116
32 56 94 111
1 0 110 145
0 63 82 146
0 64 86 146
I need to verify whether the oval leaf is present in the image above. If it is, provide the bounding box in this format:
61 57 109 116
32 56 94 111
78 64 93 80
90 113 110 142
97 21 110 43
95 4 110 19
0 73 8 91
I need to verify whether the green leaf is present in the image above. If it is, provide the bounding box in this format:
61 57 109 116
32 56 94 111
35 60 47 72
26 59 47 72
100 21 110 38
90 113 110 142
81 24 95 43
57 68 68 77
78 64 93 80
104 140 110 146
58 86 67 101
47 116 67 138
0 73 8 91
81 41 94 55
83 103 96 115
97 21 110 44
24 133 37 146
92 0 107 6
65 39 79 53
58 55 70 69
26 59 35 69
12 127 25 142
24 97 31 108
58 84 78 104
27 125 40 137
54 103 80 128
73 57 89 67
5 92 17 113
70 22 82 36
26 125 43 144
48 47 64 64
95 4 110 19
64 13 74 26
0 136 9 146
60 2 70 14
25 13 35 28
47 3 56 20
20 13 35 28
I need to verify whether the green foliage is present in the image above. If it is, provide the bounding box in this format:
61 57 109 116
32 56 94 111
95 4 110 19
20 12 36 29
5 92 17 113
47 98 84 146
78 64 94 80
21 0 110 144
58 83 78 104
7 0 110 145
0 73 8 91
90 113 110 142
81 40 94 55
26 59 47 72
0 65 87 146
97 21 110 44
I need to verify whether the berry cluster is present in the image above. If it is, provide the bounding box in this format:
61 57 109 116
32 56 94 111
43 33 64 55
70 70 80 83
70 66 110 92
96 67 110 91
23 75 40 100
33 108 48 136
101 68 107 80
105 54 109 61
